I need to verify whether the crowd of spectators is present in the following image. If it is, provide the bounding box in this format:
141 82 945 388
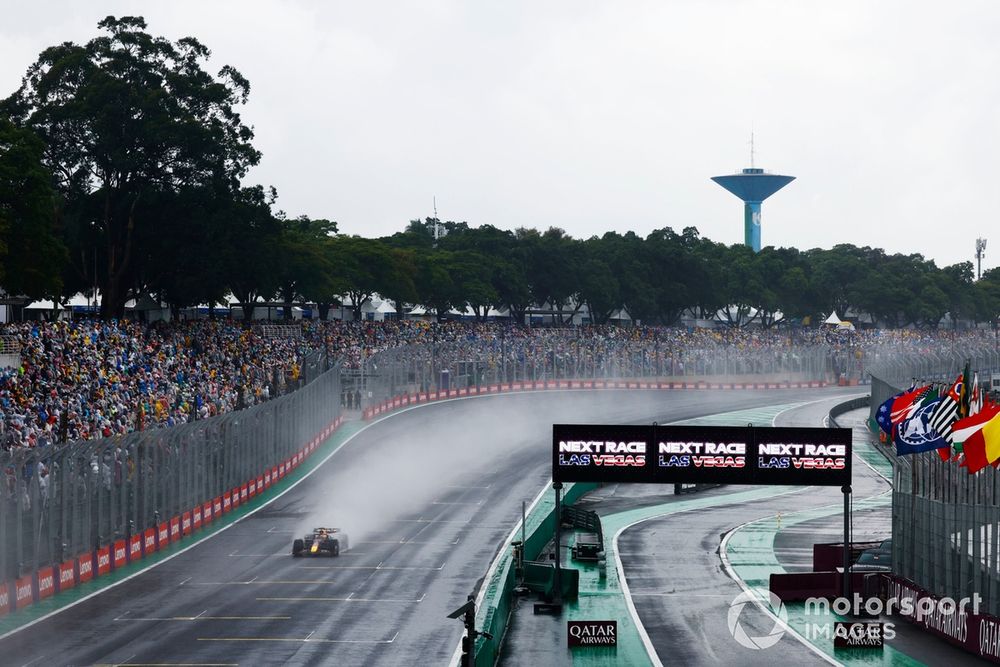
1 317 996 451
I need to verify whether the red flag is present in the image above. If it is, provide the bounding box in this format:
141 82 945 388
963 430 990 474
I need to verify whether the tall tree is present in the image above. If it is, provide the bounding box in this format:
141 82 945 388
273 215 337 319
0 117 65 301
2 16 261 317
222 186 282 321
328 235 393 319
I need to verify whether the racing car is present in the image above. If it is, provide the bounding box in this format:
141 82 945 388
292 527 349 557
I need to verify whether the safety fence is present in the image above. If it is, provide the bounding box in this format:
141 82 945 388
869 348 1000 621
0 363 343 619
868 344 1000 390
360 377 830 421
342 340 859 413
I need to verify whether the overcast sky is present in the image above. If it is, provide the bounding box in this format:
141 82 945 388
3 1 998 272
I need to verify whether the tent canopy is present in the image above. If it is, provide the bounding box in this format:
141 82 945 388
823 311 842 325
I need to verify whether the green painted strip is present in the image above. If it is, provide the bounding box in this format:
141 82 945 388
723 426 925 666
0 420 366 635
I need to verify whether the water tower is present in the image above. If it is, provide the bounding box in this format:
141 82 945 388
712 158 794 253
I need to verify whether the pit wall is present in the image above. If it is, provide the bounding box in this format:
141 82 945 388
363 377 828 421
473 482 597 667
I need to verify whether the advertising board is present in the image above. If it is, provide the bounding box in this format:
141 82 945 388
553 423 851 486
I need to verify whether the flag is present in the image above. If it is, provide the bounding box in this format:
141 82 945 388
894 394 949 455
875 393 900 438
953 404 1000 443
985 410 1000 464
929 376 962 446
954 404 1000 474
890 385 932 427
971 373 983 416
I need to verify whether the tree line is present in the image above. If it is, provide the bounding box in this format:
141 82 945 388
1 16 998 328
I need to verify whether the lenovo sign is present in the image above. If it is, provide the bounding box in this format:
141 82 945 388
553 424 851 486
0 582 10 616
15 575 33 609
37 567 55 600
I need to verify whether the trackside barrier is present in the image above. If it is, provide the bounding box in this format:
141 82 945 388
0 408 346 619
473 482 597 667
361 378 828 421
0 359 342 617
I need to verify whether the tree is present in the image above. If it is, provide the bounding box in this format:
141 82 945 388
273 215 337 320
2 16 261 317
328 236 393 319
976 268 1000 329
0 117 65 301
523 227 581 324
940 262 975 327
577 237 620 324
414 250 458 320
715 244 764 327
450 251 500 321
222 186 282 321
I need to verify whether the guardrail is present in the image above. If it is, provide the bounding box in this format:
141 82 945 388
828 395 870 428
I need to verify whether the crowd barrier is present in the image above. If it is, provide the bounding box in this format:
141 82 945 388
362 377 830 421
0 359 345 621
0 413 345 619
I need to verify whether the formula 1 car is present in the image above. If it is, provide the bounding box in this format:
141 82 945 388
292 527 349 557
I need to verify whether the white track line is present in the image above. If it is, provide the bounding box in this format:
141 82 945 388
718 520 839 665
614 485 813 667
448 479 550 667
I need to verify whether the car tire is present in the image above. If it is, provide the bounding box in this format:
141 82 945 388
332 541 340 557
292 538 304 557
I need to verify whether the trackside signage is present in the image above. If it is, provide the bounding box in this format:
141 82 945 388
553 424 851 486
834 621 884 648
37 567 55 600
15 575 32 609
568 620 617 647
78 554 94 582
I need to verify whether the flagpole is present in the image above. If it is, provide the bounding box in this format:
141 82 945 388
842 484 852 599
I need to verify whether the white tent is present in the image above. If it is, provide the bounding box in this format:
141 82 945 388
823 311 842 326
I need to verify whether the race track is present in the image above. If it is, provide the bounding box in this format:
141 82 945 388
0 388 855 667
616 398 886 666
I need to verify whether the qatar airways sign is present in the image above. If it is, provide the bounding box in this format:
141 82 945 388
553 424 851 486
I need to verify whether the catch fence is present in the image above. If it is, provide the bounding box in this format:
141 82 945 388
0 361 342 587
344 339 858 411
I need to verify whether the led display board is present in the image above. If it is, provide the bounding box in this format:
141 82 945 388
553 423 851 486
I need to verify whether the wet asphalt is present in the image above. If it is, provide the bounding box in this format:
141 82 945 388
0 388 855 667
